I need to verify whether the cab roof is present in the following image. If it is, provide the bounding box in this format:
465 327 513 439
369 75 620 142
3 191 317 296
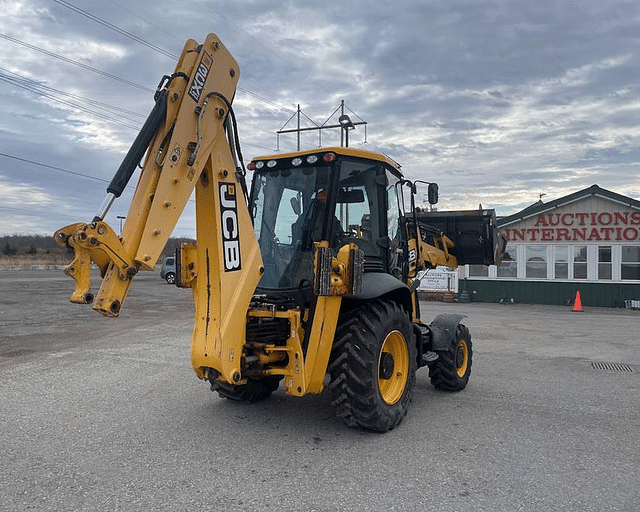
250 146 402 174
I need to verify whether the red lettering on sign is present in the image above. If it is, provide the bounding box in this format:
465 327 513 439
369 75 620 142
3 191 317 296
572 228 586 240
587 228 602 241
512 229 526 241
561 214 574 226
623 228 638 241
535 215 547 227
614 212 628 225
601 227 615 241
575 213 589 225
505 209 640 241
597 212 612 225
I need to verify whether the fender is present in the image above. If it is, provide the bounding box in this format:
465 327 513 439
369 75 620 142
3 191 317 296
429 313 466 351
350 272 413 313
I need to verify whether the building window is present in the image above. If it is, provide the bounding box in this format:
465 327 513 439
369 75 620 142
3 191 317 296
573 245 587 279
554 245 568 279
497 246 517 278
621 246 640 280
598 246 612 280
526 245 547 279
468 265 488 277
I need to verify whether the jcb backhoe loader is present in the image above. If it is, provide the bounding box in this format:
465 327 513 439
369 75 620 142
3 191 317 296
55 34 504 432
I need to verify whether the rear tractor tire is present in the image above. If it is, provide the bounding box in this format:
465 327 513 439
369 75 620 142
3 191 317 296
328 300 416 432
428 324 472 391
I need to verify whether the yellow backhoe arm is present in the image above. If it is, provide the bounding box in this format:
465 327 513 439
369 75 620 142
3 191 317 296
55 34 263 385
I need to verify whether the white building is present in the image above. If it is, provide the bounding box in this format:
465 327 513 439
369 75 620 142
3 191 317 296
464 185 640 307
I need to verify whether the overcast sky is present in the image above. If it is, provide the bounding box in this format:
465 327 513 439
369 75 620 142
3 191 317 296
1 0 639 237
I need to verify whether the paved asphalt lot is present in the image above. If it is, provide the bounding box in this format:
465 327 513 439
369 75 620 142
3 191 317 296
1 270 638 511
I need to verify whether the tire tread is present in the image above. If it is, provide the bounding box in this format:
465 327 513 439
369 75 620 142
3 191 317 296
328 300 416 432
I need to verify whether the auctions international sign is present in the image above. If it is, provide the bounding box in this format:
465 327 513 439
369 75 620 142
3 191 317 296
503 211 640 242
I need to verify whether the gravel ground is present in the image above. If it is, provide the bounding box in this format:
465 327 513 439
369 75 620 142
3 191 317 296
1 270 638 511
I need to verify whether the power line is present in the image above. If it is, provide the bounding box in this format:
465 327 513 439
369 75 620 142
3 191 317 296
0 65 147 120
48 2 295 114
3 71 146 120
237 87 293 113
2 33 293 118
0 204 77 221
0 151 198 233
0 152 110 183
0 67 275 151
196 1 300 74
0 33 154 93
0 71 143 130
105 0 184 46
0 9 288 159
50 1 294 114
194 1 336 101
0 33 290 120
51 0 178 59
0 152 199 211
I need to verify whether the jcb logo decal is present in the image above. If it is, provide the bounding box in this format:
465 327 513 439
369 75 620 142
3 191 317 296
220 183 241 271
188 52 213 102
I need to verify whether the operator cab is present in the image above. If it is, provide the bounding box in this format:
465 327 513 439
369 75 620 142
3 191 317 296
248 148 406 295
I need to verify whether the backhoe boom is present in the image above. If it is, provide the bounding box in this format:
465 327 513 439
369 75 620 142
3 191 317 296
55 34 264 386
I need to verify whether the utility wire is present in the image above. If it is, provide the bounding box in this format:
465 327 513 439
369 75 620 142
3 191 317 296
49 1 294 114
51 0 178 59
0 72 143 130
1 69 146 120
196 1 299 73
237 87 293 113
0 65 146 120
0 34 289 119
0 204 77 220
0 33 154 93
0 151 198 231
105 0 184 45
0 152 110 183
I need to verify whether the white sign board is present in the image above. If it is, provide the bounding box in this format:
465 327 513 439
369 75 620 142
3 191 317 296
419 267 458 292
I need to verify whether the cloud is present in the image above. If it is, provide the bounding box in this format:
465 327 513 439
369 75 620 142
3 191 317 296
0 174 54 206
0 0 639 237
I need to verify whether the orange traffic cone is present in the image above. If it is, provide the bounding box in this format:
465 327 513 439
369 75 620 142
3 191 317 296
572 291 583 312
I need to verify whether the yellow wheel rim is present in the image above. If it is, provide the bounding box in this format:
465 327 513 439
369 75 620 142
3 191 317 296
455 339 469 378
378 330 409 405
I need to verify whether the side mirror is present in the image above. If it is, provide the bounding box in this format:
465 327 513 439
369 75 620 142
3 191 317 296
428 183 439 205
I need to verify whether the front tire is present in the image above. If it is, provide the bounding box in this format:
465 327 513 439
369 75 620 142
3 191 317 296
165 272 176 284
428 324 472 391
328 300 416 432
